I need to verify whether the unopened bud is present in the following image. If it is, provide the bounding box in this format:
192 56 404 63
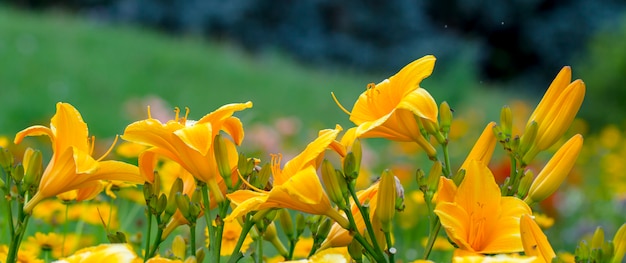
321 160 347 209
195 248 205 263
214 134 233 188
238 154 255 177
439 101 453 134
277 209 294 240
614 223 626 263
165 178 183 217
500 105 513 138
376 170 397 233
343 152 358 181
156 194 167 215
0 148 13 172
348 239 363 262
107 231 127 243
23 148 42 191
416 169 427 192
315 217 333 243
516 170 534 199
295 213 306 237
428 161 442 193
525 134 583 204
172 235 187 260
12 164 24 183
252 163 271 190
452 169 466 186
421 118 446 145
175 193 191 219
519 121 538 161
592 227 605 250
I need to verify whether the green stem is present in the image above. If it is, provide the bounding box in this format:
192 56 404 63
148 218 164 258
287 239 296 260
7 214 30 263
441 141 452 178
347 183 384 256
256 232 263 263
342 201 385 263
200 183 215 262
423 217 441 260
228 216 254 263
384 230 395 263
2 188 14 243
62 204 69 257
213 201 231 263
190 223 197 259
506 154 519 196
143 210 152 262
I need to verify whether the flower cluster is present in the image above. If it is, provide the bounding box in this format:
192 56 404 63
0 55 625 263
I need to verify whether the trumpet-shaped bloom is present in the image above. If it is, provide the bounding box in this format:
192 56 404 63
226 125 348 228
14 103 144 213
526 67 585 153
123 102 251 184
347 55 438 143
525 134 583 204
434 160 532 254
520 214 556 263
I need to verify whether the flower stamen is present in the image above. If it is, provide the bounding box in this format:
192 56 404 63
331 92 351 116
97 135 119 162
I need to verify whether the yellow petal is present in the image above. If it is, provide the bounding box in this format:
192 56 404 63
520 214 556 263
14 125 54 144
397 88 438 122
459 122 497 171
225 190 268 221
197 101 253 125
173 122 213 156
434 202 473 251
528 66 572 125
221 117 246 145
50 102 90 153
434 177 457 204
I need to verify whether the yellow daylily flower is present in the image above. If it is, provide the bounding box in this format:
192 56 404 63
123 102 251 199
226 125 349 228
524 134 583 204
520 214 556 263
338 56 439 154
14 103 144 213
524 66 585 157
434 160 532 254
452 250 539 263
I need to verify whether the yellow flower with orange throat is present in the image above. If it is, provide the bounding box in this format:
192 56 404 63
434 160 532 254
14 102 145 213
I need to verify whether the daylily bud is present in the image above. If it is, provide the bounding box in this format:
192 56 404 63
172 235 187 260
500 105 513 138
452 169 465 186
107 231 127 243
493 124 506 143
188 202 202 220
175 193 191 220
416 169 427 192
421 118 445 145
351 139 362 176
0 148 13 172
439 101 453 135
376 169 397 233
165 178 184 217
347 239 363 262
156 194 167 215
343 152 358 181
519 121 538 158
12 164 24 183
195 248 205 263
277 209 294 240
501 177 511 196
525 134 583 204
263 221 278 242
252 163 271 190
0 176 4 189
516 170 534 199
237 154 255 177
613 223 626 263
295 212 306 237
315 217 333 243
428 162 442 193
321 160 347 209
213 134 233 188
460 122 497 171
23 148 42 191
520 214 556 263
576 240 590 261
592 227 605 250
